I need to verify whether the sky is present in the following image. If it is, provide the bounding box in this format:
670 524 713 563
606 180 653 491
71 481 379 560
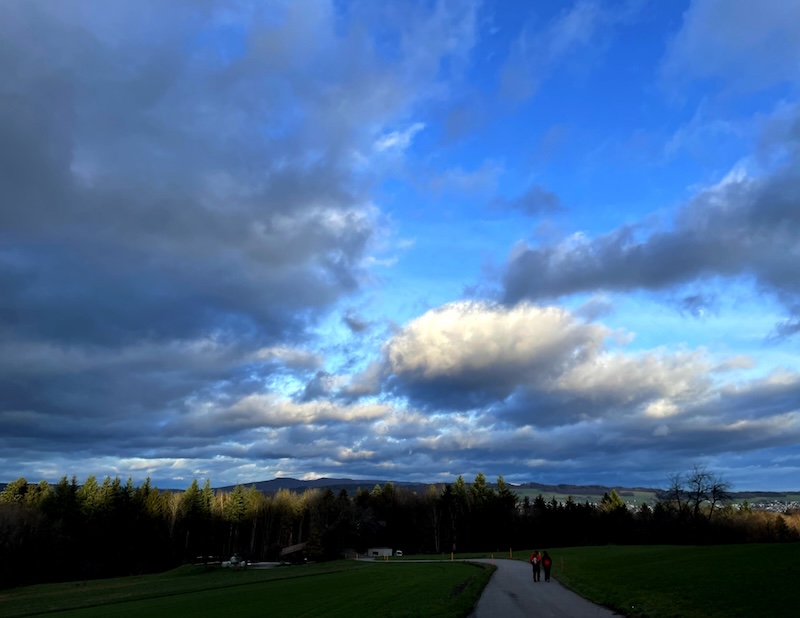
2 0 800 492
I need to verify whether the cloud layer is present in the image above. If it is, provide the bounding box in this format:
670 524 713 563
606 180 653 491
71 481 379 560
2 0 800 492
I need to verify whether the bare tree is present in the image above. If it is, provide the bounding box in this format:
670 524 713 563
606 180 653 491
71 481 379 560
676 465 731 522
665 472 688 516
706 475 731 522
686 465 712 520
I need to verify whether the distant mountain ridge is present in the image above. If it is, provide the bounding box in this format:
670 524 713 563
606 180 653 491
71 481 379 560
515 481 661 495
2 478 797 499
212 477 798 500
213 477 663 495
214 477 430 494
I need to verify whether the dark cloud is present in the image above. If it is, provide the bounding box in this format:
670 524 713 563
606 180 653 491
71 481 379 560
0 0 482 481
697 372 800 422
342 309 371 334
300 371 338 402
0 2 381 352
574 296 614 321
772 315 800 339
676 292 717 318
502 146 800 333
2 2 798 492
492 185 563 217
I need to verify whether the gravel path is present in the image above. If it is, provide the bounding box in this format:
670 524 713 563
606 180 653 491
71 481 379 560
468 558 620 617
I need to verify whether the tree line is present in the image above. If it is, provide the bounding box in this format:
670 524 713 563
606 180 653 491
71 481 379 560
1 468 797 589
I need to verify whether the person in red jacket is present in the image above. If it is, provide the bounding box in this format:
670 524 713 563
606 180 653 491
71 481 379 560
529 550 541 582
542 550 553 582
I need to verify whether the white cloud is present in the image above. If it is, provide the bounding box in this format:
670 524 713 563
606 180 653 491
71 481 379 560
374 122 426 152
556 350 711 403
645 400 680 419
252 346 323 370
387 301 607 381
377 301 776 437
215 395 391 428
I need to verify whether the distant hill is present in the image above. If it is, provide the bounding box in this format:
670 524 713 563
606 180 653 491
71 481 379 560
2 478 796 503
213 477 660 498
211 478 800 505
214 477 433 495
515 481 661 495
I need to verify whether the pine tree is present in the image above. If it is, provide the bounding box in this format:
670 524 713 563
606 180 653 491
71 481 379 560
0 477 28 503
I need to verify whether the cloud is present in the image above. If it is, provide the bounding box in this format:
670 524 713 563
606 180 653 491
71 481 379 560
374 123 426 152
4 306 800 489
0 0 484 483
342 309 371 334
662 0 800 91
428 160 503 195
772 315 800 339
663 101 745 163
382 301 608 408
370 300 720 432
299 371 343 402
0 2 395 352
2 1 798 492
653 424 670 437
441 103 484 144
676 292 717 318
499 0 639 101
253 346 323 370
574 295 614 321
502 135 800 333
179 395 392 432
492 184 563 216
352 301 799 480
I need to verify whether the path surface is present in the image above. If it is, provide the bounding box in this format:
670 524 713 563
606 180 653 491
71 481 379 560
468 558 619 617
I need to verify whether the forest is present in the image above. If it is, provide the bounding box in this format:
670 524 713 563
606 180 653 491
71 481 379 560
1 470 798 589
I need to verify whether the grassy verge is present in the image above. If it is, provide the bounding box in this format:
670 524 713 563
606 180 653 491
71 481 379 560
532 544 800 618
0 560 494 618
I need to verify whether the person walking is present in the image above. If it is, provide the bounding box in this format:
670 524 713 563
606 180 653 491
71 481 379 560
542 550 553 582
529 550 541 582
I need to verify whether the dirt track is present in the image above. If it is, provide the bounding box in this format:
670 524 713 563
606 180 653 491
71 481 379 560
468 558 620 617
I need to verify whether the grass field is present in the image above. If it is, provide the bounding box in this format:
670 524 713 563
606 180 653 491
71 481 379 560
400 544 800 617
0 560 495 618
6 545 798 617
540 544 800 618
512 489 800 507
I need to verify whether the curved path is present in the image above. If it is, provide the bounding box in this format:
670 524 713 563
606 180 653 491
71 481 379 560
468 558 619 617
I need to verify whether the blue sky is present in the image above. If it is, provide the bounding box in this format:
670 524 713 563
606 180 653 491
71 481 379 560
2 0 800 491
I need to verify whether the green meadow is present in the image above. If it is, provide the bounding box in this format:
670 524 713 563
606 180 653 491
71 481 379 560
0 561 494 618
5 545 799 617
401 544 800 617
512 488 800 507
544 544 800 618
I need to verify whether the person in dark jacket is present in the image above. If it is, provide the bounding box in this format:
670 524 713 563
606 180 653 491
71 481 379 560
542 550 553 582
529 550 541 582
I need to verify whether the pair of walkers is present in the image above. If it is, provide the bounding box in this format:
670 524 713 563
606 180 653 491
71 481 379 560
529 550 552 582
